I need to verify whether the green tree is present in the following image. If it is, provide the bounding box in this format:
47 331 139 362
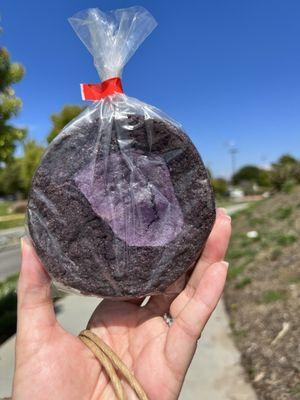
0 159 23 196
232 165 270 187
212 178 228 197
0 47 26 162
277 154 298 165
47 105 84 143
20 140 44 195
0 140 44 197
271 154 300 191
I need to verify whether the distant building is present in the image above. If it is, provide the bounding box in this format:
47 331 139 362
229 187 244 199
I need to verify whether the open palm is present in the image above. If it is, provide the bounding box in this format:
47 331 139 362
13 208 231 400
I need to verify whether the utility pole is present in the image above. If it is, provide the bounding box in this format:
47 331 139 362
229 146 238 177
226 141 238 180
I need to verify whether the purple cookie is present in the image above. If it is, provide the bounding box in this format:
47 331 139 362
27 114 215 297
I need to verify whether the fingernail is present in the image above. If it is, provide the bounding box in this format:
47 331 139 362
20 236 29 249
218 207 228 215
217 208 231 223
221 261 229 269
225 214 231 222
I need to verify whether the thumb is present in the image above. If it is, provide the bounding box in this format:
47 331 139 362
17 237 56 337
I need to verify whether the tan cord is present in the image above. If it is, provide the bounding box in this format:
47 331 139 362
79 330 149 400
79 335 126 400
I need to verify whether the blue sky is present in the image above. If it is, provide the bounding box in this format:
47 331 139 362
1 0 300 177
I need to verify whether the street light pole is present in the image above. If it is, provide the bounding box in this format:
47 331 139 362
229 146 238 178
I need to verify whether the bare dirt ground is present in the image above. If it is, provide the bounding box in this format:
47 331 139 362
224 187 300 399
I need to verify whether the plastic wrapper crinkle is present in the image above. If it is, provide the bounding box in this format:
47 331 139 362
27 6 216 298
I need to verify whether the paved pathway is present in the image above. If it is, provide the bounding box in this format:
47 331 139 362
0 227 25 237
180 300 257 400
224 203 249 215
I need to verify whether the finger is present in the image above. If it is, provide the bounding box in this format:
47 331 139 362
17 238 56 335
191 208 231 285
170 208 231 318
165 261 228 375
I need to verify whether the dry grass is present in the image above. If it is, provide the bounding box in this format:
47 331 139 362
224 186 300 400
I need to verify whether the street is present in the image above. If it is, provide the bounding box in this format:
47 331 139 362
0 246 21 280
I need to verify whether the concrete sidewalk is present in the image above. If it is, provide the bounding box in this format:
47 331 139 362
0 295 256 399
180 299 257 400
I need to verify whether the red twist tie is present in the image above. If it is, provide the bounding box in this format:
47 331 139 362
80 77 123 101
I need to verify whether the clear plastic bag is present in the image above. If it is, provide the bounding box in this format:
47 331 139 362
27 6 215 298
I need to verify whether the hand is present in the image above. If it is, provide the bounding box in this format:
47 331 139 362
13 208 231 400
